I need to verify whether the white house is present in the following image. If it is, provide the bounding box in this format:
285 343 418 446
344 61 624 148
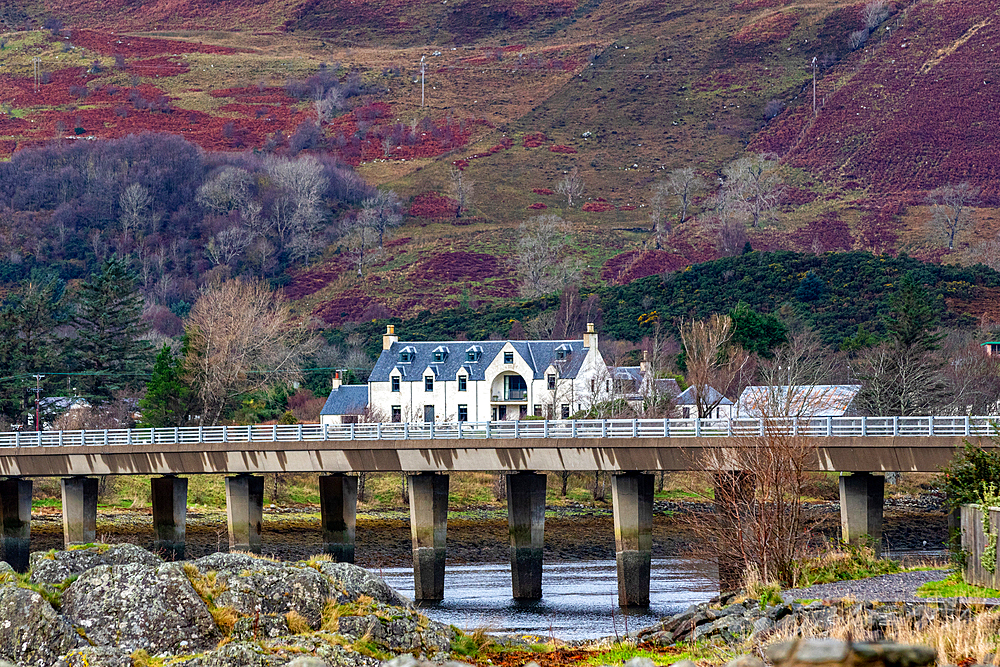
736 385 861 418
368 324 609 422
675 386 734 419
319 373 370 425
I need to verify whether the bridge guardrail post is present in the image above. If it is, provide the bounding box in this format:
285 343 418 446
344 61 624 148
928 417 934 437
457 421 462 439
199 425 204 443
695 418 701 437
861 416 867 437
103 430 108 446
514 420 519 439
127 429 132 446
759 418 764 437
602 420 607 438
14 432 18 448
271 425 276 441
632 420 638 438
59 431 63 447
727 419 732 437
965 416 971 437
572 421 577 438
350 422 355 439
793 417 799 437
223 426 228 443
664 418 670 437
893 416 898 437
173 427 178 444
377 422 382 439
543 420 549 438
827 416 833 437
430 422 434 439
248 425 253 442
405 422 410 439
486 422 491 438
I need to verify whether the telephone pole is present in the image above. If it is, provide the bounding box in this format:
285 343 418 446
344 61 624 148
33 374 44 431
812 57 818 116
420 56 426 108
33 57 40 93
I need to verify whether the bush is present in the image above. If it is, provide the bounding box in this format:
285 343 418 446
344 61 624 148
941 440 1000 510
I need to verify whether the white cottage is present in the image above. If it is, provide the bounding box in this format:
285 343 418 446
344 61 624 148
368 324 609 422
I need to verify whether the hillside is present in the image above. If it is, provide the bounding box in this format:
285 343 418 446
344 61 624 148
1 0 999 330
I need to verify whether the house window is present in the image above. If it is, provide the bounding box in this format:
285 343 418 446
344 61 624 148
682 407 691 419
591 379 595 392
533 404 542 417
391 376 400 392
466 348 479 362
399 351 413 362
434 351 443 362
606 380 610 392
547 374 556 390
425 376 434 392
458 376 467 391
504 352 514 364
458 405 468 422
556 350 566 360
561 404 570 419
391 406 401 422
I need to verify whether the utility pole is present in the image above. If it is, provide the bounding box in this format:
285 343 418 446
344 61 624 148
33 374 44 431
33 57 40 93
420 56 426 108
812 56 817 116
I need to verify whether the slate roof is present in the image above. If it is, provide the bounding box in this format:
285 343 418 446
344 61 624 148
737 385 861 417
320 385 370 416
613 367 682 400
370 340 590 383
676 386 733 406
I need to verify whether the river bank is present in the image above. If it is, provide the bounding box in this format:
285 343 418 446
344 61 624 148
24 493 949 565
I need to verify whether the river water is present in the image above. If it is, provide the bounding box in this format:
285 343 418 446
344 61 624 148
379 558 718 640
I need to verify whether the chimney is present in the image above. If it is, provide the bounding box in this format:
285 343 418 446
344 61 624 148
640 350 650 376
331 370 342 391
383 324 398 351
583 322 597 350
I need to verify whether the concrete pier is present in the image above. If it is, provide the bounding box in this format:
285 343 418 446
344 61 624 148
714 470 755 593
611 472 654 607
61 476 97 547
408 473 449 601
225 474 264 553
0 479 31 572
151 476 188 560
839 472 885 553
506 472 546 600
319 474 358 563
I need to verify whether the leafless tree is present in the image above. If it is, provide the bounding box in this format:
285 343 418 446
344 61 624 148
940 333 1000 415
716 218 749 257
265 154 329 246
853 342 947 416
183 279 318 427
720 154 783 228
361 190 403 247
974 231 1000 271
206 226 254 267
651 168 705 244
928 181 979 250
381 134 395 158
314 88 344 123
515 215 582 299
447 167 474 218
342 216 381 278
196 166 255 217
680 314 753 418
556 167 584 207
119 183 157 250
863 0 890 29
848 29 870 51
754 329 842 417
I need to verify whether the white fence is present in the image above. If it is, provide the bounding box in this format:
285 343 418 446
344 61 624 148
0 416 996 449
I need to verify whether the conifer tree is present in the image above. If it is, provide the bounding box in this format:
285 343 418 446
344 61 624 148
138 344 192 427
72 257 153 404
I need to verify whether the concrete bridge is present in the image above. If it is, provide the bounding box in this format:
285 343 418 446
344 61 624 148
0 416 994 605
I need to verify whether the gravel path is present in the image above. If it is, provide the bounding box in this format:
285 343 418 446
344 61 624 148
782 569 1000 604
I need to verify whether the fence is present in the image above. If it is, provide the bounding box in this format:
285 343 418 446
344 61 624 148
0 415 996 449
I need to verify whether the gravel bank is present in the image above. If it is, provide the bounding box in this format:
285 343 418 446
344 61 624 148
782 569 1000 604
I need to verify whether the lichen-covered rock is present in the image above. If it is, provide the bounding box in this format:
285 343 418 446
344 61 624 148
765 639 937 667
319 562 413 609
56 647 135 666
190 641 288 667
30 543 162 586
193 552 284 576
337 606 452 657
0 585 85 666
214 563 331 629
381 655 475 667
230 613 293 641
272 635 381 667
60 562 217 654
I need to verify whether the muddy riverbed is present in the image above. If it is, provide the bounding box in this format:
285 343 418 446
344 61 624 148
24 493 949 566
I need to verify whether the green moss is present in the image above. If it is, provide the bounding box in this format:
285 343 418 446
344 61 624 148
585 645 685 666
916 571 1000 599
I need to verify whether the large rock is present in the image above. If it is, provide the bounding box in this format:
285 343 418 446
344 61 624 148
766 639 937 667
30 544 162 586
193 552 284 577
60 562 218 654
213 563 331 629
0 585 85 666
337 604 452 657
318 562 413 609
55 647 135 666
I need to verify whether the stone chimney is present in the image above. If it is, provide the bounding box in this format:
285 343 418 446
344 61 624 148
640 350 650 376
583 322 597 349
383 324 398 351
331 370 342 391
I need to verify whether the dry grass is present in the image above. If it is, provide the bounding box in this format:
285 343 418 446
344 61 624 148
211 606 238 635
285 609 312 634
182 564 228 606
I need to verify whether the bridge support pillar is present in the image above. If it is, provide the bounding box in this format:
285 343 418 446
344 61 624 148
61 476 97 547
507 472 546 600
0 478 31 572
839 472 884 554
151 476 187 560
408 473 448 601
319 474 357 563
714 471 755 593
225 474 264 553
611 472 654 607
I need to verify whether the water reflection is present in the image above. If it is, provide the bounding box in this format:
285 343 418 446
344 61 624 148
380 559 718 641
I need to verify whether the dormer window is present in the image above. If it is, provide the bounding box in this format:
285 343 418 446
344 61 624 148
399 346 416 363
555 344 572 360
432 345 449 363
465 345 482 362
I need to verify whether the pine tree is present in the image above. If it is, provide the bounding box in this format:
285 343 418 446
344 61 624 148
139 344 192 427
73 257 153 404
884 274 945 352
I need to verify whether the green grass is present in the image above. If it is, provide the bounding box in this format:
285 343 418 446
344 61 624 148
798 544 902 587
585 644 689 666
916 572 1000 599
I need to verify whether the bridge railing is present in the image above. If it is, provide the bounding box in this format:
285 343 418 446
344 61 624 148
0 416 995 448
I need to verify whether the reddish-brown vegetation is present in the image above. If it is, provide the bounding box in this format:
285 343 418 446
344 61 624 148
582 201 613 212
416 252 503 282
528 202 547 209
532 188 554 195
409 192 458 218
523 132 548 148
549 144 577 154
730 10 800 49
68 29 237 56
787 212 853 253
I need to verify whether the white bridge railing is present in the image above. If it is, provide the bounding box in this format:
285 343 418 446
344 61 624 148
0 416 997 449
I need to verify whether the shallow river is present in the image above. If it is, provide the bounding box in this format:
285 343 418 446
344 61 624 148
379 558 718 641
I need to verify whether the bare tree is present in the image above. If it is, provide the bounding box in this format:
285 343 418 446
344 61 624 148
342 216 381 278
183 279 318 426
974 231 1000 271
680 314 752 418
853 342 947 416
206 226 254 267
515 215 582 299
928 181 979 250
119 183 157 250
447 167 474 218
863 0 890 29
719 154 783 228
652 168 704 230
940 334 1000 415
361 190 403 247
754 328 841 417
314 88 344 123
556 167 584 207
265 154 329 246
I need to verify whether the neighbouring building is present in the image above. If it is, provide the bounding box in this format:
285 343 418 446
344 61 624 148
367 324 610 422
675 386 734 419
983 341 1000 357
736 384 861 418
319 372 370 425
